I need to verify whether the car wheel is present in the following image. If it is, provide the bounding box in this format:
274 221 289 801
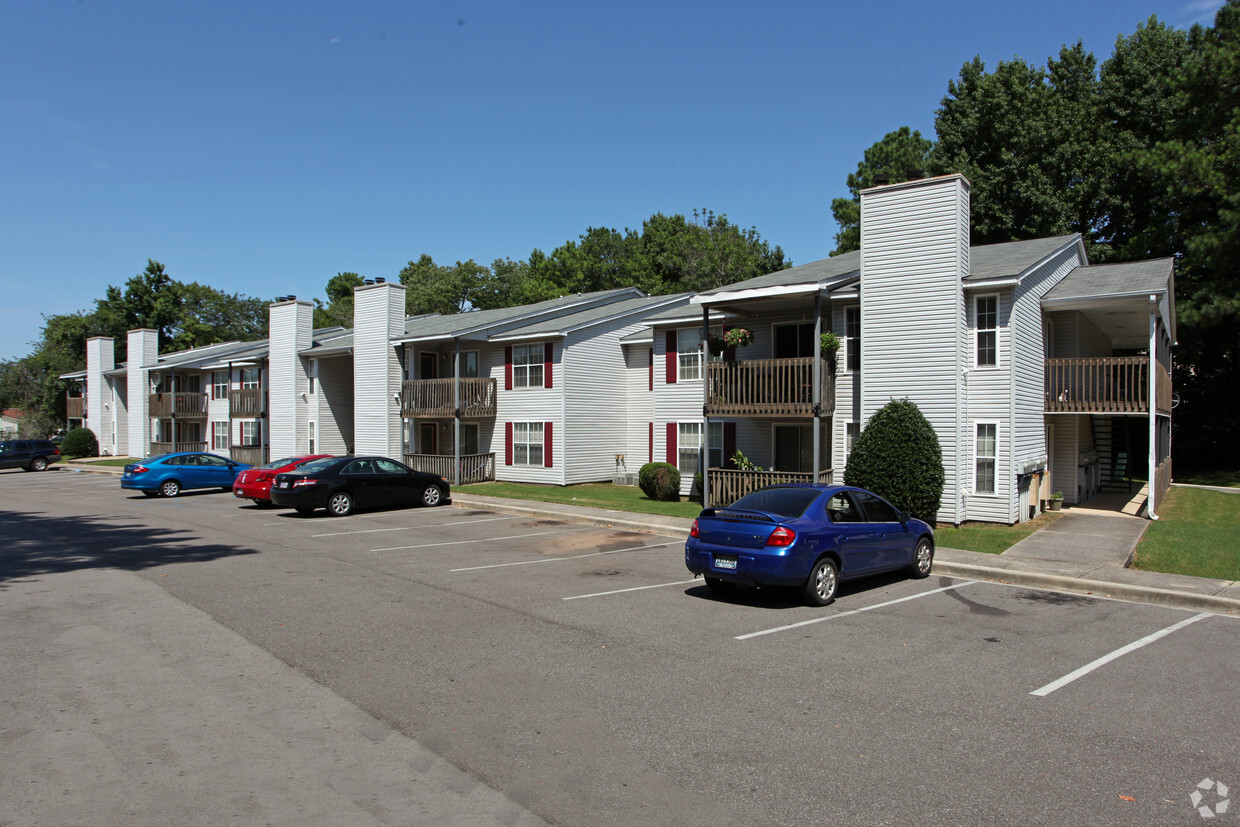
421 485 443 507
804 557 839 607
327 491 354 517
296 506 316 515
30 457 48 472
159 479 181 498
910 537 934 578
704 577 736 595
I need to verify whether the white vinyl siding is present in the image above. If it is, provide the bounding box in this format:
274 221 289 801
352 283 405 457
268 300 312 459
313 354 354 455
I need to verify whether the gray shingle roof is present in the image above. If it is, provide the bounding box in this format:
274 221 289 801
1043 258 1175 302
966 235 1081 283
399 288 643 340
695 251 861 297
491 293 692 339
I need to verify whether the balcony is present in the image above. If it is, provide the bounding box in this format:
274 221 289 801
149 392 208 420
229 444 268 465
704 358 835 418
707 467 835 508
401 378 497 419
1045 357 1171 415
149 440 207 455
66 396 85 420
228 387 267 418
403 452 496 484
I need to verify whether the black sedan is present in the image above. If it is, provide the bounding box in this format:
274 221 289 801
269 456 450 517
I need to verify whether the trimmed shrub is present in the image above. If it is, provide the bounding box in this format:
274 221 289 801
843 399 944 523
61 427 99 458
638 462 682 501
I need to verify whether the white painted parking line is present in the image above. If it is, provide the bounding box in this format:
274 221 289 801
451 540 681 572
1030 611 1211 697
374 525 597 553
563 578 700 601
736 581 978 640
311 515 515 538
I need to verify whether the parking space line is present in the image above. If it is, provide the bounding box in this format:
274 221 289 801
451 540 681 572
563 578 700 600
1030 612 1211 697
311 515 515 538
374 525 597 553
736 581 978 640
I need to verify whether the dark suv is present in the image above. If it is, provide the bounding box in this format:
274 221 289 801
0 439 61 472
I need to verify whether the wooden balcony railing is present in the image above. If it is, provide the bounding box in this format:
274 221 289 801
401 378 497 419
230 445 268 465
707 467 834 508
149 392 209 419
1044 357 1171 415
705 358 835 418
228 388 267 418
149 440 207 455
66 397 85 419
403 452 496 485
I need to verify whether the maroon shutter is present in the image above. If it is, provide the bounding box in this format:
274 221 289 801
666 422 676 464
647 348 653 391
504 422 513 465
665 331 677 384
723 422 737 468
544 342 553 388
543 422 553 467
648 422 653 462
504 346 513 390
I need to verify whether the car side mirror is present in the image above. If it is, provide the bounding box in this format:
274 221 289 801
899 512 909 526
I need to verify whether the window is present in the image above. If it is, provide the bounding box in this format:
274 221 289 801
677 422 701 475
708 422 723 469
854 490 901 522
976 423 997 494
845 422 859 460
241 421 261 447
461 423 479 455
512 422 544 466
308 421 315 454
241 368 261 389
676 327 721 382
212 421 229 451
212 371 228 400
774 424 827 473
845 306 860 371
976 295 998 367
773 322 815 358
461 351 479 378
307 361 316 395
512 345 543 388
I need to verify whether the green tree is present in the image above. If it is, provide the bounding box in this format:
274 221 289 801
843 399 945 523
398 255 491 316
314 272 364 328
830 127 935 254
93 260 184 349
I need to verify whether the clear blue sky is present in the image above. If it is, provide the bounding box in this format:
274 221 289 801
0 0 1223 360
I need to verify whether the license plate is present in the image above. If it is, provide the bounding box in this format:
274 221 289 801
715 555 737 571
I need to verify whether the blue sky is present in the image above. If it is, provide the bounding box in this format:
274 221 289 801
0 0 1224 360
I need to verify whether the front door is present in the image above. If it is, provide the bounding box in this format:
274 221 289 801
420 352 438 380
419 423 438 455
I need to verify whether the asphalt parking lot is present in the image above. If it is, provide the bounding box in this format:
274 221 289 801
2 467 1238 825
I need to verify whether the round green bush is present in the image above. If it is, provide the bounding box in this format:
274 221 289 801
843 399 944 523
638 462 681 501
60 427 99 458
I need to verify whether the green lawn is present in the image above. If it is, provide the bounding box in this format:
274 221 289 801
932 512 1063 555
1132 486 1240 579
1172 469 1240 489
455 481 703 519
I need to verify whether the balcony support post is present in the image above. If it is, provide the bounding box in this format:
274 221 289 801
1148 297 1159 520
701 305 712 510
813 292 823 484
453 338 461 488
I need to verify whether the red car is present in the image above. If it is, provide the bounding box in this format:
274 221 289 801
233 455 332 505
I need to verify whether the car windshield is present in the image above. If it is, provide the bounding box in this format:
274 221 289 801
294 457 340 474
728 488 821 518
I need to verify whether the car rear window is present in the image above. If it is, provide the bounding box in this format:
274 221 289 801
259 457 300 470
729 488 821 518
295 457 340 474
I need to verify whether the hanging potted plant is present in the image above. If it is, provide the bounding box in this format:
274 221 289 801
722 327 754 350
820 331 841 374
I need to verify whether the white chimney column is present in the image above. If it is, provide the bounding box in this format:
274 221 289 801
85 337 115 448
125 329 159 458
353 281 406 457
268 299 314 458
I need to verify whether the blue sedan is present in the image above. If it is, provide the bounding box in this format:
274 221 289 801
685 484 935 606
121 452 252 498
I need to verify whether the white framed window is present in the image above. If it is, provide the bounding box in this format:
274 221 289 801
677 422 702 475
845 422 859 460
307 360 316 395
677 327 722 382
976 295 998 367
212 421 229 451
975 423 998 494
512 422 544 466
240 421 261 447
212 371 228 400
308 421 315 454
512 345 544 388
708 422 723 469
845 306 860 371
241 367 261 389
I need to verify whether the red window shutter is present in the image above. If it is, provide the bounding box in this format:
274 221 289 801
724 422 737 468
648 422 653 462
544 421 553 467
666 422 676 464
544 342 553 388
504 346 513 390
504 422 513 465
665 331 677 384
647 348 653 391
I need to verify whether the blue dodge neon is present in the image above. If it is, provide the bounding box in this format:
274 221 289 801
685 484 935 606
121 452 252 498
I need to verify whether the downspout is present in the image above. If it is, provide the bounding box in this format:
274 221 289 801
1148 296 1159 520
812 292 822 483
453 338 461 487
701 305 711 509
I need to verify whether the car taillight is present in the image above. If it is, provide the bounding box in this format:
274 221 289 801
689 519 700 538
52 448 60 456
766 526 797 547
292 478 317 487
256 473 273 482
131 465 149 475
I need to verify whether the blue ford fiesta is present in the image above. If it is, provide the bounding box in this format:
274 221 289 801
685 484 935 606
121 452 252 498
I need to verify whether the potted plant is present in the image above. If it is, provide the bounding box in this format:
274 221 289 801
1047 491 1064 511
820 331 841 374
